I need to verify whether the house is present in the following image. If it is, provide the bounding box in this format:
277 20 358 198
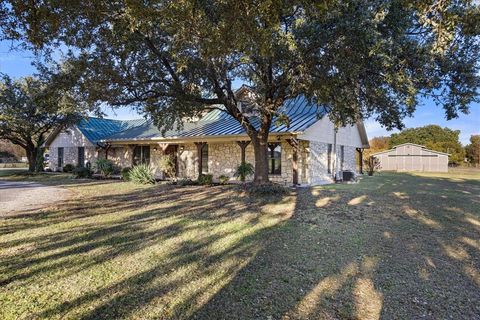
44 89 369 185
372 143 449 172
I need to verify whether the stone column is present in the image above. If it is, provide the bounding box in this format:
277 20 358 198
194 142 207 178
287 138 299 185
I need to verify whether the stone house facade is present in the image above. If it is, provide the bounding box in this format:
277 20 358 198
45 93 369 185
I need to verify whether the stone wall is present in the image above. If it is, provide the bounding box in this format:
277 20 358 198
308 140 333 185
308 141 358 184
209 143 243 179
107 145 170 178
48 126 98 171
177 143 198 179
49 146 97 171
338 145 357 173
105 146 129 168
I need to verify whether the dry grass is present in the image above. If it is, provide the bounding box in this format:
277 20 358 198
0 169 479 319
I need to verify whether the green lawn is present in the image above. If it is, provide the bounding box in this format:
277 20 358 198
0 169 479 319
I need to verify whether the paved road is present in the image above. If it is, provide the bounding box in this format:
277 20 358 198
0 181 70 214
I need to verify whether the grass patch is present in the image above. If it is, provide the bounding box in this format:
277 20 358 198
0 169 479 319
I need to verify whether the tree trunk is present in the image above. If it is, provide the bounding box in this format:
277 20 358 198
25 146 37 172
251 134 270 184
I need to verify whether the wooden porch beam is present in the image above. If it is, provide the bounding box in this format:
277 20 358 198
157 142 169 152
236 141 250 164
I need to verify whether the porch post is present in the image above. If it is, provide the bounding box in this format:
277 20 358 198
194 142 206 178
105 144 111 160
356 148 364 174
236 141 250 164
287 138 299 185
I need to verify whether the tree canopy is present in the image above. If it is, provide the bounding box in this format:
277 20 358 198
465 134 480 166
1 0 479 181
0 71 92 171
364 136 390 158
389 125 465 164
0 140 25 160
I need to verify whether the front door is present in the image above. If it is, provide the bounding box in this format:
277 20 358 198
164 145 178 177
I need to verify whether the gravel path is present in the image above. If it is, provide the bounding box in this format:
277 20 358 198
0 181 70 214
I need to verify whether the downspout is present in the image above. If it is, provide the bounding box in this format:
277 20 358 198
333 126 338 181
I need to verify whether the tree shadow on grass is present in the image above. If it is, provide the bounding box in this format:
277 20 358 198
0 183 293 319
1 173 479 319
192 173 480 319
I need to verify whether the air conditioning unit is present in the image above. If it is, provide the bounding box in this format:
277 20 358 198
342 170 356 183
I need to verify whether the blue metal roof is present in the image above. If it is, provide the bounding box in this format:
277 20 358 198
77 117 146 144
102 96 325 141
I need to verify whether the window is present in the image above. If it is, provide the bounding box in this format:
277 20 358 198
340 145 344 171
268 143 281 175
78 147 85 167
327 144 332 174
133 146 150 165
58 147 64 169
201 144 208 174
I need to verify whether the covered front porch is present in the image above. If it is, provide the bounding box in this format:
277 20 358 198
103 135 309 185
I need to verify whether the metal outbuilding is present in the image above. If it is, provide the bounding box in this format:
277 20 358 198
372 143 449 172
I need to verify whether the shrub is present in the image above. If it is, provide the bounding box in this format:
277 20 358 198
95 159 114 177
198 173 213 186
177 178 199 186
157 154 176 180
364 156 381 176
243 182 289 196
121 167 132 181
129 164 156 184
73 166 92 178
234 162 254 182
63 164 75 173
113 165 122 175
218 175 229 185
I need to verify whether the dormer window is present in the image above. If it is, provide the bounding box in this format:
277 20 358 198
237 101 259 116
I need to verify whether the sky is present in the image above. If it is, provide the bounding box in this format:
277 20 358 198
1 40 479 145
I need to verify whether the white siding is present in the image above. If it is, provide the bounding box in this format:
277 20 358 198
298 117 363 148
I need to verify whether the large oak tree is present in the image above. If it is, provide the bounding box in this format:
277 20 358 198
2 0 478 182
0 71 91 171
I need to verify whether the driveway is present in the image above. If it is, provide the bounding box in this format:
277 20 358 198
0 181 70 214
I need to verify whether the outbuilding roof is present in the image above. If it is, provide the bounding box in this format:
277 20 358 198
371 143 450 156
104 95 325 142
